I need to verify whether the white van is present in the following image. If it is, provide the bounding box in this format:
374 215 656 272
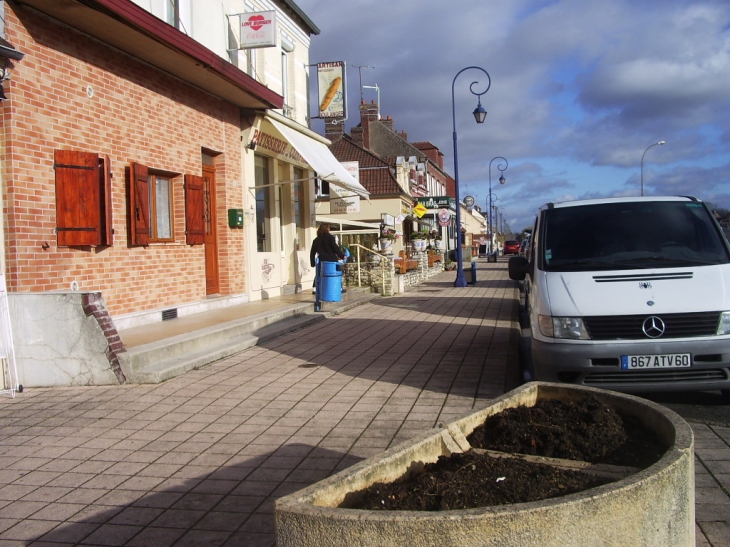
509 196 730 396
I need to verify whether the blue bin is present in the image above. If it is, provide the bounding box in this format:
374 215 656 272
319 261 343 302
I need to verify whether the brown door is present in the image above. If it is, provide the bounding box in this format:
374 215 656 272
203 164 220 295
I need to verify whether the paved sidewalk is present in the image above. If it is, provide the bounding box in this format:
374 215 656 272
0 261 728 546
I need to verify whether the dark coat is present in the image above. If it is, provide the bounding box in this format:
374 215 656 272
310 232 344 267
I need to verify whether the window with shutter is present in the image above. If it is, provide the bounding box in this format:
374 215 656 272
184 174 205 246
128 162 150 246
54 150 112 247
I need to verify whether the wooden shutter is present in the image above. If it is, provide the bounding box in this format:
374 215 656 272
54 150 103 246
99 155 113 246
184 174 205 246
129 162 150 247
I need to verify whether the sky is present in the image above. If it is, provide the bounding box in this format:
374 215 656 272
295 0 730 234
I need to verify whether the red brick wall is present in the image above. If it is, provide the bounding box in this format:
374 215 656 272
2 5 246 316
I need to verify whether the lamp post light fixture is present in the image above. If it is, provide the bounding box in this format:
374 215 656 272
641 140 665 196
451 66 491 287
488 156 507 258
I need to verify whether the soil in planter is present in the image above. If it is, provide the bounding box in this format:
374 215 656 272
468 395 667 468
346 395 667 511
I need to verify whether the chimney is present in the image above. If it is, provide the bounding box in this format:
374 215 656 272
382 115 394 133
325 119 344 141
360 100 378 150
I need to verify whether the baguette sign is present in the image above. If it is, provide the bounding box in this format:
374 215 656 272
239 11 277 49
317 62 346 119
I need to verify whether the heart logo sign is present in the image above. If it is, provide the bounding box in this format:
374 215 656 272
247 15 265 31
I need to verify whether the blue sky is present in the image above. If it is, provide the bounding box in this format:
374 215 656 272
296 0 730 233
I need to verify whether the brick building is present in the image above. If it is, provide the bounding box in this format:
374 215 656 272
0 0 368 387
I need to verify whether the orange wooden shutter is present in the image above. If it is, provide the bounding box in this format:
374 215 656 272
184 174 205 246
129 162 150 246
54 150 102 246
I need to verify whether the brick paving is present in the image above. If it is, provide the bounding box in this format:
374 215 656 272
0 263 728 546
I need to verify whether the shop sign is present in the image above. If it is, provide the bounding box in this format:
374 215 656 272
417 196 456 210
317 62 346 118
250 128 306 164
331 196 360 214
239 11 277 49
331 161 358 199
438 208 451 227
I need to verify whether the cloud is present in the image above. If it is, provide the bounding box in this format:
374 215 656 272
297 0 730 232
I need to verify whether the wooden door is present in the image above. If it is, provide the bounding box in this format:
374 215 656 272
203 164 220 295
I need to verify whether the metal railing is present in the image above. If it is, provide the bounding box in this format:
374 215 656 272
345 243 393 295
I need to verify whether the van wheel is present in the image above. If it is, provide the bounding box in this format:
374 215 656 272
721 390 730 403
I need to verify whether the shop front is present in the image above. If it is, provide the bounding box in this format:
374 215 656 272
244 112 368 300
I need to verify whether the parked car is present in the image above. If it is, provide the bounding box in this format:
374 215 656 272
519 237 531 256
503 240 520 255
508 196 730 396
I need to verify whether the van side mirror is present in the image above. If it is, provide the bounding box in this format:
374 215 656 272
508 256 530 281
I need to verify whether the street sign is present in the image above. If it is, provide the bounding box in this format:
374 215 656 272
413 203 427 218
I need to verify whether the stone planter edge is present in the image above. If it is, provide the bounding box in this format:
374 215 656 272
275 382 695 547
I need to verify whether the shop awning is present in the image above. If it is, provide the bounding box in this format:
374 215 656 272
315 215 380 230
268 118 370 199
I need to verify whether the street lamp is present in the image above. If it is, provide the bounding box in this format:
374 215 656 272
451 66 491 287
640 140 665 196
488 156 507 258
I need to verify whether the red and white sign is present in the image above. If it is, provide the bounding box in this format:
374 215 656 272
438 208 451 227
240 11 277 49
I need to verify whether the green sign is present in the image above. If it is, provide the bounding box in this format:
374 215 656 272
416 196 456 210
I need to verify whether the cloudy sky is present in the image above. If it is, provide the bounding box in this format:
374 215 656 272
296 0 730 233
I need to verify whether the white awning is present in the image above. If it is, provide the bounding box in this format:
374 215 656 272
267 118 370 199
315 215 380 230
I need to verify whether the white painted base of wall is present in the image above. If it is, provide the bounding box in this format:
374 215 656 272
113 293 250 330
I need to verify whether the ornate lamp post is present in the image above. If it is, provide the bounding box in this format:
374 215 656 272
488 156 507 257
641 140 665 196
451 66 490 287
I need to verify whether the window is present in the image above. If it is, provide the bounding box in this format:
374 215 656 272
246 48 257 78
149 173 173 242
255 154 271 252
128 162 202 247
316 177 329 197
281 51 290 116
293 167 305 246
163 0 190 32
54 150 113 247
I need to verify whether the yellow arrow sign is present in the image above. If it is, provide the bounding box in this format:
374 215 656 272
413 203 427 218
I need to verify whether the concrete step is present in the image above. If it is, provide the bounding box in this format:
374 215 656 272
118 287 379 384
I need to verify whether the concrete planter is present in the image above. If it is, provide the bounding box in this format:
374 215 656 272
276 382 694 547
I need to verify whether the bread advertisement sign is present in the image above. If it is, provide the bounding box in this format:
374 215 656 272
317 62 346 118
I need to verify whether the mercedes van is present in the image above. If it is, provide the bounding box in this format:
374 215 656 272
509 196 730 396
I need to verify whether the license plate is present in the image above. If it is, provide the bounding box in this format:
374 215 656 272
620 354 691 370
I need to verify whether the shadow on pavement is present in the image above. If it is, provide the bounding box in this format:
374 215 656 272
29 444 359 547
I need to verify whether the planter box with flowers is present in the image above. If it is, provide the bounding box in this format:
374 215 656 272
410 230 429 252
379 227 399 254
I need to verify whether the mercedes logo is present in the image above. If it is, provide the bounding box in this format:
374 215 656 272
642 316 666 339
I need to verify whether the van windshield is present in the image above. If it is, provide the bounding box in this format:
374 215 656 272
542 201 730 271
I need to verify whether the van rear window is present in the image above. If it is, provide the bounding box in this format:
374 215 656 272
542 201 730 271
